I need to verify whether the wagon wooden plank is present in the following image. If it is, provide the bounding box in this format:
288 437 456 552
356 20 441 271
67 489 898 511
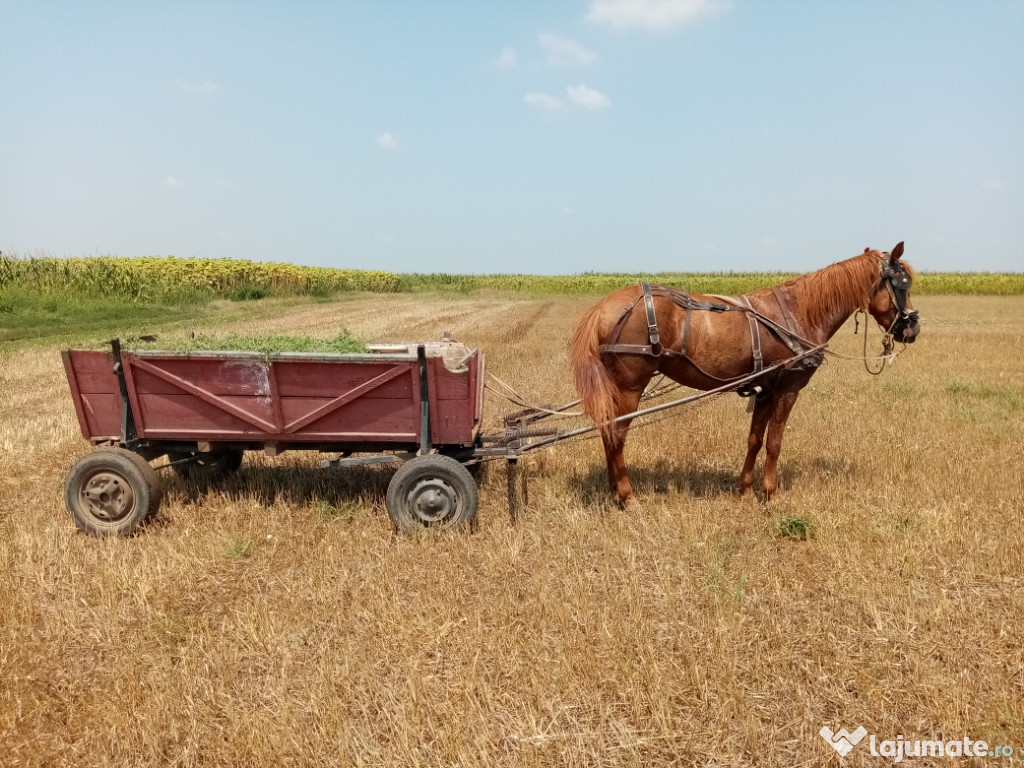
63 350 118 393
62 350 93 440
79 392 122 440
427 357 472 401
272 361 415 399
132 395 420 442
123 357 272 397
131 395 270 437
281 364 412 434
124 356 278 434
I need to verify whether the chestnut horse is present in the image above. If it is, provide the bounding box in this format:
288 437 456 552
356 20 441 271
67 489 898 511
569 243 920 508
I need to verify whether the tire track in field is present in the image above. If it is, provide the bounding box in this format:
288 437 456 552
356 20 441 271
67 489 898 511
497 302 554 344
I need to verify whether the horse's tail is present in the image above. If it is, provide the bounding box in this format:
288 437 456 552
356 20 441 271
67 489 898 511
569 302 621 443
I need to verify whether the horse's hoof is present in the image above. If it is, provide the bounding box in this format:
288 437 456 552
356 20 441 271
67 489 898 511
620 496 643 512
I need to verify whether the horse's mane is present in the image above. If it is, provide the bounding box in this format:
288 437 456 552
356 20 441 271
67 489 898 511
778 251 882 328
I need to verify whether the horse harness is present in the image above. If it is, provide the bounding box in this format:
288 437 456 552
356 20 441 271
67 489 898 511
598 283 824 395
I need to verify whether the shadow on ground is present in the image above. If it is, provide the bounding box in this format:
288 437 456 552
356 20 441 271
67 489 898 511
160 463 395 509
565 455 858 506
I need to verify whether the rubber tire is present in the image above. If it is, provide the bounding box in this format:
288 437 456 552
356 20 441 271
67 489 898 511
168 449 244 482
64 447 162 537
386 454 478 534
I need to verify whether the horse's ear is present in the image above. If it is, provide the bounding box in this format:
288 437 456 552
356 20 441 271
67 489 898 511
890 241 905 261
864 247 872 254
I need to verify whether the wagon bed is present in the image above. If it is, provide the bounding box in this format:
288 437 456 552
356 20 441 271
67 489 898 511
62 337 486 535
63 341 483 452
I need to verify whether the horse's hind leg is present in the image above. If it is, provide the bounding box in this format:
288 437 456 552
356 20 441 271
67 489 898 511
601 390 643 509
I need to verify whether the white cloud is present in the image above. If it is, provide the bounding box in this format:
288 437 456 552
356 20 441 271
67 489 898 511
495 46 518 70
561 207 577 216
761 236 779 249
539 33 597 66
982 179 1005 192
586 0 728 31
174 79 220 96
566 84 610 109
162 175 183 189
375 132 399 150
524 92 565 112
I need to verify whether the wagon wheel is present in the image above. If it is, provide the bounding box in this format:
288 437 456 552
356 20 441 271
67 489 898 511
385 454 478 534
64 447 162 537
168 448 244 481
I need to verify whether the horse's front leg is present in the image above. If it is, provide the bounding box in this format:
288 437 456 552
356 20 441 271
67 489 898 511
740 396 774 496
761 390 800 500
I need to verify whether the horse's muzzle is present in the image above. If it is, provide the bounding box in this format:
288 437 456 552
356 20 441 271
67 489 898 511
895 313 920 344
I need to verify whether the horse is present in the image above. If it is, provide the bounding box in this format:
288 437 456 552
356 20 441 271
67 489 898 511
569 243 920 508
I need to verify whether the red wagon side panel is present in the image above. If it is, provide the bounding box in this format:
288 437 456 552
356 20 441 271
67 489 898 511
427 354 479 445
61 350 122 441
63 344 484 448
116 350 481 446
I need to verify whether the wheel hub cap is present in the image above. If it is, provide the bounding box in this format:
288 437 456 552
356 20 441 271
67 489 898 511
80 471 135 521
408 478 459 524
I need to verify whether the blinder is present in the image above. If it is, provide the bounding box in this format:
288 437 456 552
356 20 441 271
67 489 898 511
880 256 919 339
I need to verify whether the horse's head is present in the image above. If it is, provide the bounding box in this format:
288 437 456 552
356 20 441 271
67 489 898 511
864 242 920 344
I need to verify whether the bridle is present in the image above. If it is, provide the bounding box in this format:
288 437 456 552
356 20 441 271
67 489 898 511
879 255 918 339
855 252 919 374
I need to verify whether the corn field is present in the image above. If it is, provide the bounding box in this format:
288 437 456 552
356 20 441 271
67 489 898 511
1 253 1022 302
0 254 402 303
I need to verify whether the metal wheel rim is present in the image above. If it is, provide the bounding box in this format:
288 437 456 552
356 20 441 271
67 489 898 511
79 469 136 522
405 476 462 525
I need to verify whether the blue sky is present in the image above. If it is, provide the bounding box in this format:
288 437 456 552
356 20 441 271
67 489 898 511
1 1 1021 274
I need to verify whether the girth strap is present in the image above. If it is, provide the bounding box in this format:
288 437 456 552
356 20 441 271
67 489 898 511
737 295 763 373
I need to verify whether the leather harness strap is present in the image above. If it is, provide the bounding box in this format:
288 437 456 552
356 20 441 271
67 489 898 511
640 282 661 355
600 285 729 358
737 295 763 373
598 281 824 372
772 286 800 340
707 292 807 354
596 282 826 391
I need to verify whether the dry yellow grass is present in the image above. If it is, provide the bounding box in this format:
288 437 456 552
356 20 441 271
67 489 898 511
1 293 1022 766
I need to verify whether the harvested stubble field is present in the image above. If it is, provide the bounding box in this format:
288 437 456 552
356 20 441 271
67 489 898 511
1 292 1022 767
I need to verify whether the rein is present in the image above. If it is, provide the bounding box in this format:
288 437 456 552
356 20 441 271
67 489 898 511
849 308 900 375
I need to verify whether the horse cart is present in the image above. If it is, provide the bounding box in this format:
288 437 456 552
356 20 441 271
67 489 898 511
62 247 916 535
62 332 826 536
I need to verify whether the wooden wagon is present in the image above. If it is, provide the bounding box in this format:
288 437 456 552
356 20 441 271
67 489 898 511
62 336 485 535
